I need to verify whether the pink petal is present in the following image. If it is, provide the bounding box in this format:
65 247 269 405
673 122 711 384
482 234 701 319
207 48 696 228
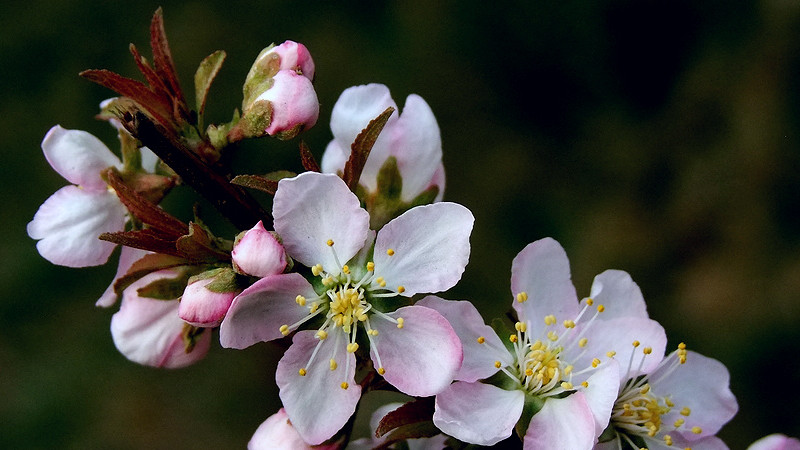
219 273 318 349
651 350 737 441
433 381 524 446
588 270 649 320
748 434 800 450
272 41 315 79
429 162 446 202
27 185 126 267
523 393 596 450
567 317 667 381
320 139 349 175
510 238 579 336
416 296 511 382
96 247 150 307
248 408 318 450
110 270 210 368
258 70 319 136
368 305 462 396
41 125 121 190
273 172 369 273
277 330 361 445
389 94 443 202
581 360 620 437
232 221 288 277
643 434 729 450
178 276 238 328
373 202 473 296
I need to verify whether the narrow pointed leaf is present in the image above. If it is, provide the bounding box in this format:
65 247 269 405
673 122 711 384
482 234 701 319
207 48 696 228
129 43 170 99
342 106 394 192
176 222 232 262
149 7 185 105
194 50 226 119
80 69 172 127
105 168 188 238
114 253 196 296
299 140 321 172
375 397 435 438
230 174 278 194
99 229 182 257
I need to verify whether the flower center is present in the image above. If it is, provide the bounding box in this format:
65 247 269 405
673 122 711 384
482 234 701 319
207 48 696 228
328 286 369 334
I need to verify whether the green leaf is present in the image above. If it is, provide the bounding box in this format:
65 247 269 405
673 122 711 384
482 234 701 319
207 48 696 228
194 50 226 124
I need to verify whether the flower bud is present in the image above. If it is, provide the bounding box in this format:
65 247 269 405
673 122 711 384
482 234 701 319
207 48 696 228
178 267 241 328
232 221 288 277
248 409 340 450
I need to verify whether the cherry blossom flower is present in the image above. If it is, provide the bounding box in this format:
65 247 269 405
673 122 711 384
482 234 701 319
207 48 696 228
27 125 127 267
220 171 472 445
426 238 668 450
747 434 800 450
110 269 211 368
321 83 444 203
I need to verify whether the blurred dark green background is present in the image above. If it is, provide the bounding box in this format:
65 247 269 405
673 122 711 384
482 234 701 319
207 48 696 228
2 0 799 448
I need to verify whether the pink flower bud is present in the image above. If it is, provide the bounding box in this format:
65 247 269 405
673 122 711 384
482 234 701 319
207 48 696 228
178 268 240 328
254 70 319 139
232 221 288 277
268 40 315 79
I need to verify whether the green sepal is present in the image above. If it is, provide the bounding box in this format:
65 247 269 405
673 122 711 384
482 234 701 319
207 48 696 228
207 109 239 150
182 323 206 353
136 266 205 300
194 50 226 127
491 317 516 354
514 393 546 441
365 156 441 229
113 253 195 297
597 423 617 443
190 267 241 294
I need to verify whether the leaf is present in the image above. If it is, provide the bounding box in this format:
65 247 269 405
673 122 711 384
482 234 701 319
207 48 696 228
113 253 195 296
230 174 278 194
176 222 232 262
105 168 189 238
79 69 172 128
373 397 440 449
149 7 185 105
343 107 395 192
299 140 321 172
99 229 182 258
194 50 226 121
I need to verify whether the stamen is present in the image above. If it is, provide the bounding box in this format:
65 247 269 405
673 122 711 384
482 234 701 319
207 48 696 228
298 368 307 376
516 292 528 303
312 264 323 276
341 382 349 390
397 286 406 293
386 248 395 256
396 317 404 329
366 262 375 271
477 336 486 344
329 359 337 371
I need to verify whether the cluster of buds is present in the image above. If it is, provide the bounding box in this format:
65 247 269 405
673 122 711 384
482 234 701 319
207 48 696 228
27 9 798 450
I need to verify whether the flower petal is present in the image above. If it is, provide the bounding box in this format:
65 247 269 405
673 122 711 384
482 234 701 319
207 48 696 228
433 381 524 446
232 221 288 277
643 434 730 450
276 330 361 445
523 393 596 450
581 360 620 437
96 246 150 307
589 270 649 320
369 305 462 396
748 434 800 450
27 185 126 267
219 273 318 349
510 238 579 336
178 276 237 328
390 94 443 202
416 296 511 382
41 125 121 190
373 202 473 296
110 270 210 368
258 70 319 136
273 172 369 273
248 408 319 450
652 350 738 441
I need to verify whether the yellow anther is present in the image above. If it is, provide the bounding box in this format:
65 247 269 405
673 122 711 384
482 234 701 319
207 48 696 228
666 398 675 407
579 338 588 348
298 368 307 376
495 361 502 368
674 418 685 427
606 351 616 358
340 382 349 390
342 265 350 274
591 358 601 368
692 427 702 434
547 331 558 341
316 330 328 340
295 295 306 306
632 340 641 348
322 276 334 286
368 329 379 336
643 347 653 355
563 365 573 375
329 359 338 371
680 407 691 416
544 315 557 326
563 319 575 329
678 342 686 350
310 302 319 313
327 239 334 246
347 343 359 353
509 334 518 343
561 382 573 389
397 286 406 294
396 317 404 329
581 381 589 388
312 264 323 276
387 248 395 256
366 262 375 271
515 322 527 332
516 292 528 303
477 336 486 344
525 368 534 377
639 384 651 395
586 298 594 306
375 276 386 287
597 304 605 313
378 367 386 375
279 325 290 336
664 435 673 446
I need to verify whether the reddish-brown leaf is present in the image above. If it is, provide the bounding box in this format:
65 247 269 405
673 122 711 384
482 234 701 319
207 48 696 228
105 168 189 238
99 229 182 257
80 69 172 128
299 140 321 172
150 7 186 107
343 107 395 192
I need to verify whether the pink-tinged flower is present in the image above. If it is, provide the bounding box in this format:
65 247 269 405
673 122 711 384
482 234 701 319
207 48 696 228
178 268 241 328
257 70 319 138
110 269 211 368
248 408 340 450
27 125 127 267
425 238 668 449
232 221 288 277
96 246 149 307
321 83 445 203
348 402 448 450
748 434 800 450
220 171 472 445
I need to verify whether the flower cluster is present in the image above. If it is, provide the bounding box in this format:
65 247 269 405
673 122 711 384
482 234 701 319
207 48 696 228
26 9 796 450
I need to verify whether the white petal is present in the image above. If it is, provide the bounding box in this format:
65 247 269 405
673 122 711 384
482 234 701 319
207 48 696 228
581 360 620 437
523 393 596 450
510 238 579 336
28 186 126 267
248 409 316 450
390 94 443 202
41 125 121 190
589 270 649 320
433 381 524 446
373 202 473 296
748 434 800 450
96 247 150 307
273 172 369 273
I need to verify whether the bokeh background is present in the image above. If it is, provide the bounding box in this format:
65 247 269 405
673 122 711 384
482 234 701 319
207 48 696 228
2 0 799 448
